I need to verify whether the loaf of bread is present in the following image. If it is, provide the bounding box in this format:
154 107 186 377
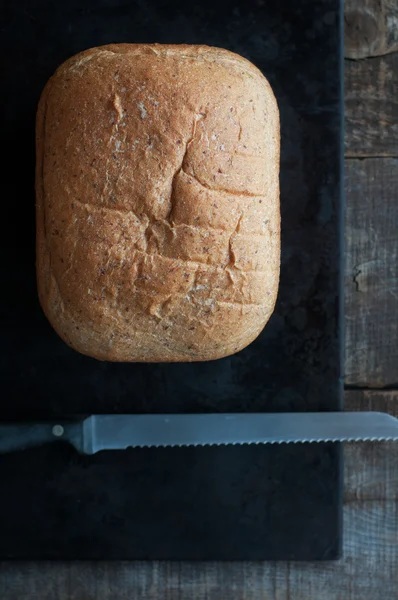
36 44 280 362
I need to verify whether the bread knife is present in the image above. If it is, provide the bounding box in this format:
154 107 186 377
1 412 398 455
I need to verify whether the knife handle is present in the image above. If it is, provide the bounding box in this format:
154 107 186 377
0 422 83 454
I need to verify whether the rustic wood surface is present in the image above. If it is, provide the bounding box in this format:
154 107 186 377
345 0 398 59
345 52 398 157
1 391 397 599
2 2 398 598
345 158 398 387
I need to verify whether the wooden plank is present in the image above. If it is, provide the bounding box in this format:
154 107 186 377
345 52 398 157
344 158 398 387
345 389 398 414
345 0 398 59
345 390 398 502
1 391 398 600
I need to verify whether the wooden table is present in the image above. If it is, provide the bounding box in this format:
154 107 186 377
1 1 397 597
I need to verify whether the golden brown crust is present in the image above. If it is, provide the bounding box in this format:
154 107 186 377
36 43 280 362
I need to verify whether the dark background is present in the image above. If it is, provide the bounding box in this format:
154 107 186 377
0 0 343 560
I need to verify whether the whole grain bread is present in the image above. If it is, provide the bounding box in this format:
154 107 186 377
36 43 280 362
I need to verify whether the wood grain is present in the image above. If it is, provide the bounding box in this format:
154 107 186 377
345 52 398 157
345 158 398 387
345 0 398 59
345 390 398 502
1 391 398 600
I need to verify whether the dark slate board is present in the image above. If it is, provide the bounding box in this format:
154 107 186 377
0 0 343 559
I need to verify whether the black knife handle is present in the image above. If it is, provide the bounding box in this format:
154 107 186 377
0 422 83 454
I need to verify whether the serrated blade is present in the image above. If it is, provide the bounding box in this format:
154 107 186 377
77 412 398 454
